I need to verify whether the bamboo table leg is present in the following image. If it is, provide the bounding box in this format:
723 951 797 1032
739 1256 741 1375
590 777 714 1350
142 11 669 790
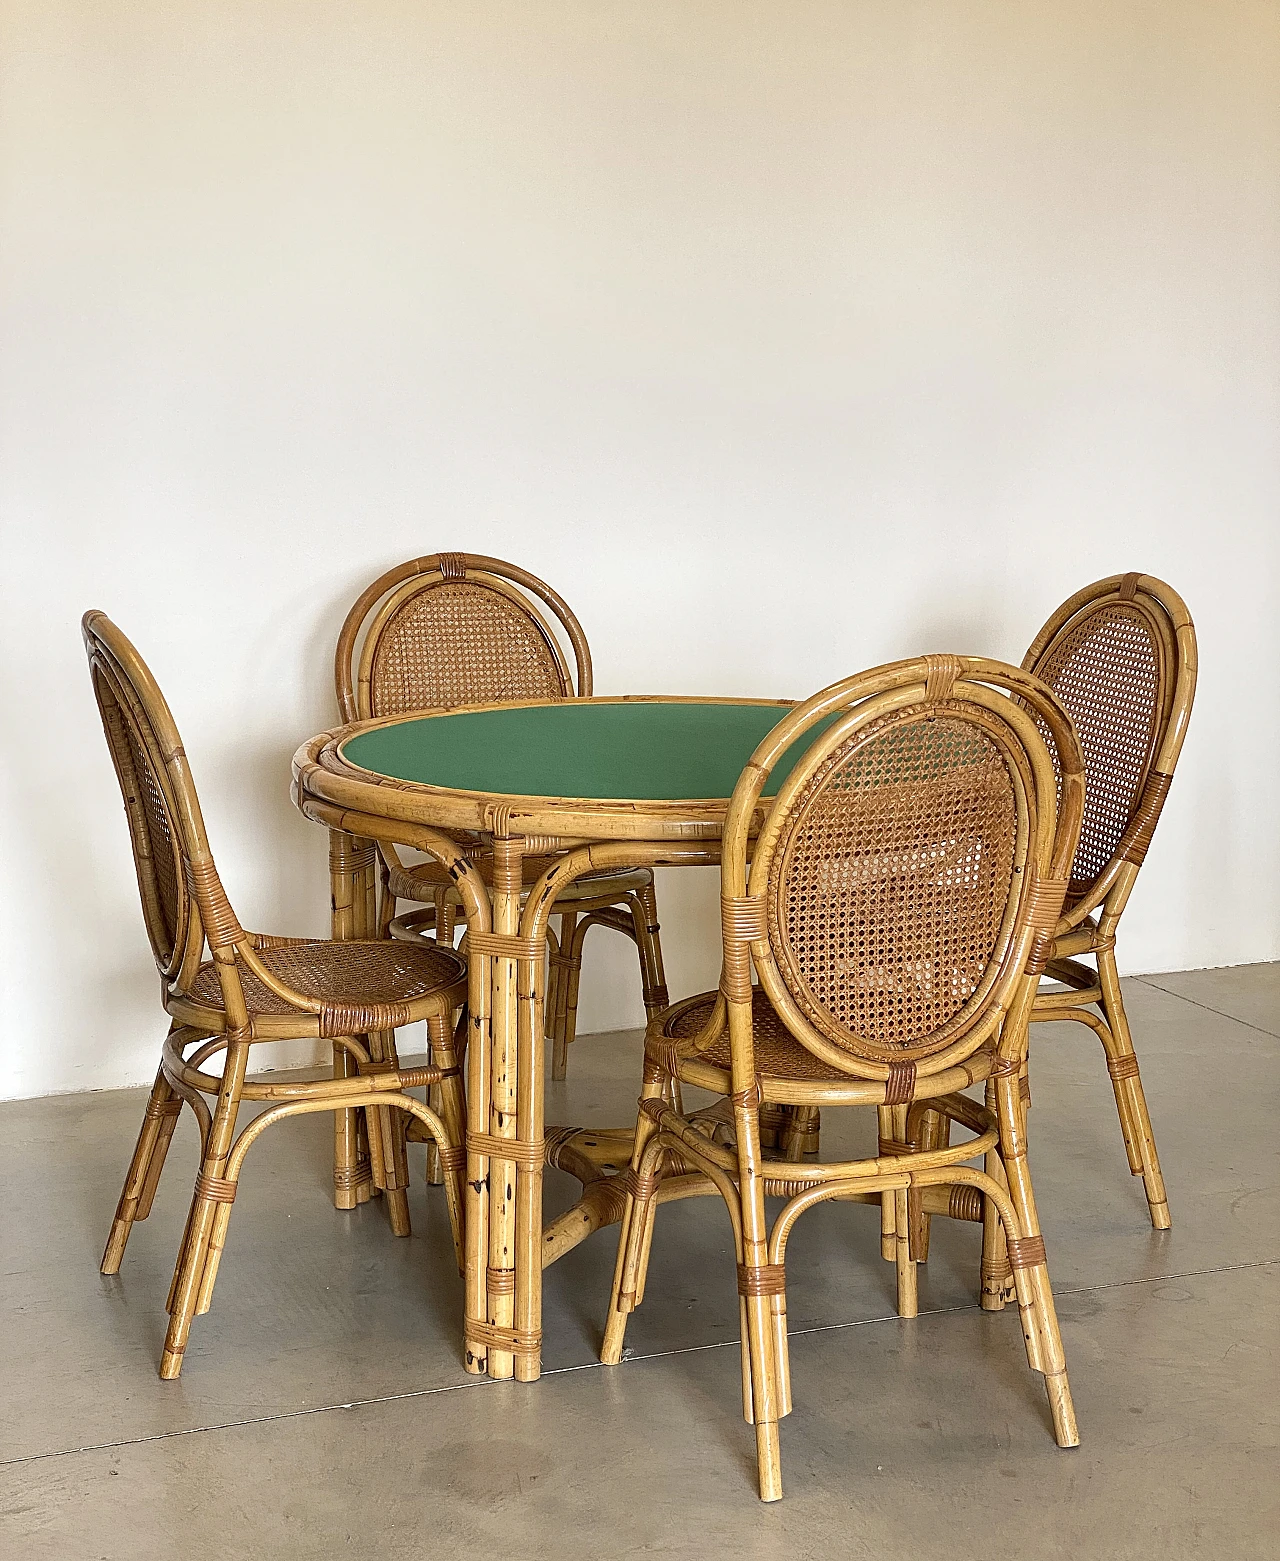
329 830 377 1209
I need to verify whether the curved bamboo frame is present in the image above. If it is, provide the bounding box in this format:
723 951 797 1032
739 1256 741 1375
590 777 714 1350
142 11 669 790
1023 573 1197 1230
596 654 1087 1500
85 611 474 1378
334 554 668 1093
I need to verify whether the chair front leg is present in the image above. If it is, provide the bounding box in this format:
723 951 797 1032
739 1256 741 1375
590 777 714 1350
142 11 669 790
601 1078 665 1365
994 1075 1078 1448
160 1031 251 1379
736 1104 784 1502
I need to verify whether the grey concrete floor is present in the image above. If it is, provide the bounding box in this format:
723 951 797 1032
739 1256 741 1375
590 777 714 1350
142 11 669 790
1 965 1277 1559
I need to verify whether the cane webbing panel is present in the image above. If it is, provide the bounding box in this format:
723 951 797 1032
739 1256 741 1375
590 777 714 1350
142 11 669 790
344 701 838 802
187 940 464 1019
767 709 1018 1060
1031 602 1163 897
369 582 568 716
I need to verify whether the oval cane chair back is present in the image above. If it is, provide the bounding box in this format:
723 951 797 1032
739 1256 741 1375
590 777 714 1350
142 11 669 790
1022 573 1197 923
335 553 593 721
721 657 1085 1084
83 611 215 995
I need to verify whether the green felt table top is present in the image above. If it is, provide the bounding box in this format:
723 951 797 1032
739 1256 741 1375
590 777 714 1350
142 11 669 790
341 699 834 803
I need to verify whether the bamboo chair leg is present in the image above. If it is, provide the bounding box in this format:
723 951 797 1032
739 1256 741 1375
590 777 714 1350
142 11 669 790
631 885 677 1110
1096 947 1170 1230
995 1080 1078 1448
161 1037 250 1379
737 1112 783 1502
601 1086 663 1365
428 1011 467 1271
980 1078 1016 1309
101 1065 183 1275
879 1104 908 1260
893 1186 918 1318
558 916 589 1077
550 912 577 1081
332 1038 371 1210
909 1108 947 1262
366 1027 412 1237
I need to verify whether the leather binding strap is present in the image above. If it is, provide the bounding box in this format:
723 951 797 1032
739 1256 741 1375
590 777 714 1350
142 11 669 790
465 930 546 961
720 895 765 1003
737 1263 787 1297
1106 1053 1142 1082
988 1054 1021 1079
883 1059 916 1106
924 653 961 703
466 1321 541 1356
1006 1234 1047 1269
145 1097 183 1121
638 1095 669 1126
1118 571 1142 600
195 1172 237 1204
1118 771 1173 867
467 1131 545 1170
328 835 377 875
437 552 468 580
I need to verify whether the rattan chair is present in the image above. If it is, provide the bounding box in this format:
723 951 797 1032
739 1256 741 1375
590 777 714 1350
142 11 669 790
598 654 1086 1501
1020 572 1197 1228
86 611 474 1378
334 552 670 1093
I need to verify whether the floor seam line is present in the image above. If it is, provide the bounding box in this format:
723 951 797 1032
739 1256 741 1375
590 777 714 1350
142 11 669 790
5 1259 1273 1470
1131 977 1280 1039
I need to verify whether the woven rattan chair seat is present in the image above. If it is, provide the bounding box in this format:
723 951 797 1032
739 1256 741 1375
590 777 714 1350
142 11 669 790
663 989 858 1084
186 939 466 1017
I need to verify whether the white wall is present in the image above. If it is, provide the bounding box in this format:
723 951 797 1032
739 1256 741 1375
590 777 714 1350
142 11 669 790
1 2 1276 1100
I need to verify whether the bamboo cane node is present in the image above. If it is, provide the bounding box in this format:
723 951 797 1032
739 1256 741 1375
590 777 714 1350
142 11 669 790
486 1267 516 1296
467 1130 545 1170
924 653 961 703
1106 1052 1142 1081
1020 1075 1032 1106
948 1185 985 1222
465 929 545 961
194 1172 237 1204
467 1320 541 1355
883 1060 916 1107
1006 1234 1047 1269
737 1263 786 1297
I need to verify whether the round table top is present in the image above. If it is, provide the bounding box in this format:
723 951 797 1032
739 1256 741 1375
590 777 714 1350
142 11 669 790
293 696 832 842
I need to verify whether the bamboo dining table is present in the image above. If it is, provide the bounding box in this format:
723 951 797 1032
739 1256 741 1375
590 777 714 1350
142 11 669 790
292 696 833 1383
